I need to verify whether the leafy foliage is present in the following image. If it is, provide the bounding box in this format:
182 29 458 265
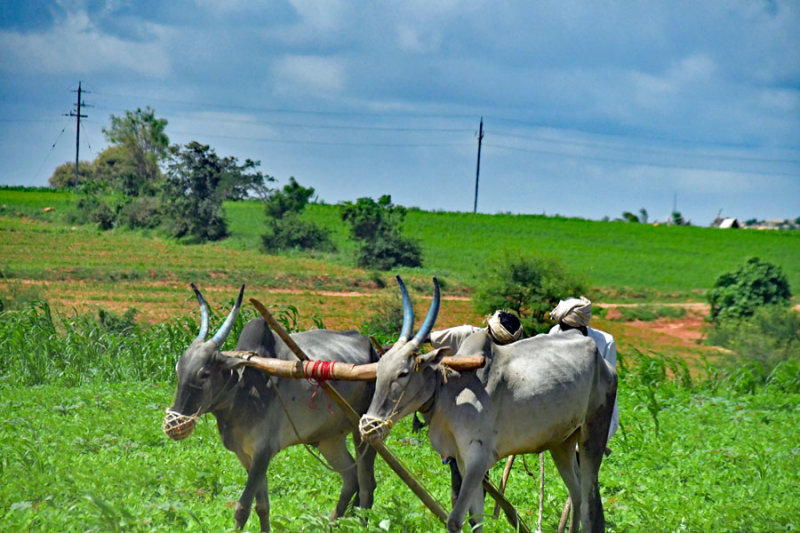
707 257 791 322
340 195 422 270
706 305 800 388
102 107 169 197
261 178 334 252
163 141 269 242
473 252 585 334
47 161 94 189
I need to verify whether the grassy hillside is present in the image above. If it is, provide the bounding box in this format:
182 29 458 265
226 200 800 299
3 188 799 301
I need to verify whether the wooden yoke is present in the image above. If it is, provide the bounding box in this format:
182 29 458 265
222 350 486 381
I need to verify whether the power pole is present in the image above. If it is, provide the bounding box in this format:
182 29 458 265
65 81 88 192
473 116 484 214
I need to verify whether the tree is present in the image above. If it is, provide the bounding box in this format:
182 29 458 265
261 177 334 252
707 257 792 323
48 160 93 189
474 252 586 334
102 107 169 196
622 211 640 223
163 141 269 242
340 195 422 270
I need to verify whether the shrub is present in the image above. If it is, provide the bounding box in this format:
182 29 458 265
340 195 422 271
261 178 334 253
119 196 162 229
262 214 335 252
473 252 586 334
706 305 800 383
707 257 791 322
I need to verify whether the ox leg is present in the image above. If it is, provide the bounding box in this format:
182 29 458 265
318 436 359 519
448 444 490 533
577 403 614 533
254 477 270 533
352 432 377 509
235 450 273 531
550 439 582 533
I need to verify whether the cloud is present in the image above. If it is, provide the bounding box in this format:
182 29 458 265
0 9 171 77
272 54 347 96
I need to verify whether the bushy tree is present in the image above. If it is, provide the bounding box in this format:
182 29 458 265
707 257 791 322
340 195 422 270
474 252 586 334
48 161 93 189
261 177 333 253
102 107 169 196
163 141 269 242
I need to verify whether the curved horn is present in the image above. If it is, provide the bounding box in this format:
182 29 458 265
191 283 210 341
410 277 440 347
396 275 414 344
211 285 245 346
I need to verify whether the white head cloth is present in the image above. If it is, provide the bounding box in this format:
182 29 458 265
487 310 523 345
550 297 592 328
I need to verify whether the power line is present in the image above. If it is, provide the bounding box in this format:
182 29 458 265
489 130 800 166
168 129 470 148
483 141 799 178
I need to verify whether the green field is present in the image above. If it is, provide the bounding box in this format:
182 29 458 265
2 187 799 532
3 188 800 300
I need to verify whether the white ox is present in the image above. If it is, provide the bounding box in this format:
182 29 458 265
359 278 617 533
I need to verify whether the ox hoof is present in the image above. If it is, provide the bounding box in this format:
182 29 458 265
234 501 250 529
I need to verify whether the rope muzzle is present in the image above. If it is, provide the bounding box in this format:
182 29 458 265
163 409 199 441
358 415 393 444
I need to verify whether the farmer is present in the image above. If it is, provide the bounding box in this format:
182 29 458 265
428 309 524 353
549 296 619 443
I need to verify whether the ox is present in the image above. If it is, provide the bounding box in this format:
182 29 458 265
359 278 617 533
164 285 378 532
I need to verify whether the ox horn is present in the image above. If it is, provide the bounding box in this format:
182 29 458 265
386 277 440 356
211 285 245 346
191 282 210 341
409 277 440 350
396 275 414 345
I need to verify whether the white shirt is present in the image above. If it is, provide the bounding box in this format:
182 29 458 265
549 324 620 442
429 325 483 355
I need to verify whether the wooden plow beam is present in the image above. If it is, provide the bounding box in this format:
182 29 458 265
248 298 531 533
222 350 486 381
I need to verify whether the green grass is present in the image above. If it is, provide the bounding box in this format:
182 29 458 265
1 374 797 532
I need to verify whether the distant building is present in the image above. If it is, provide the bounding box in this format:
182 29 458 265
711 217 740 229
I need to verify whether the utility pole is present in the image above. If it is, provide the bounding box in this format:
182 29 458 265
473 116 484 214
65 81 88 192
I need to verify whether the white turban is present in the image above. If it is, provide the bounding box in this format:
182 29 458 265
550 297 592 328
487 310 523 345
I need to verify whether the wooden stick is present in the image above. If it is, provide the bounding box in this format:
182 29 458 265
493 455 516 518
483 477 532 533
249 298 450 525
557 496 571 533
222 350 485 381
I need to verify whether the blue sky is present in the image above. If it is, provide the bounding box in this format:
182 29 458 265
1 1 798 224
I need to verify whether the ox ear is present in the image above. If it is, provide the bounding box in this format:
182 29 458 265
414 347 448 371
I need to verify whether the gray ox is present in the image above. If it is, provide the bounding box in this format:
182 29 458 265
164 285 378 532
359 278 617 533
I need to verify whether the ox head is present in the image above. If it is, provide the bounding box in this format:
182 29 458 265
163 284 245 441
359 276 444 445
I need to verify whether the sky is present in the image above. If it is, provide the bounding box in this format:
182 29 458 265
1 0 798 225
